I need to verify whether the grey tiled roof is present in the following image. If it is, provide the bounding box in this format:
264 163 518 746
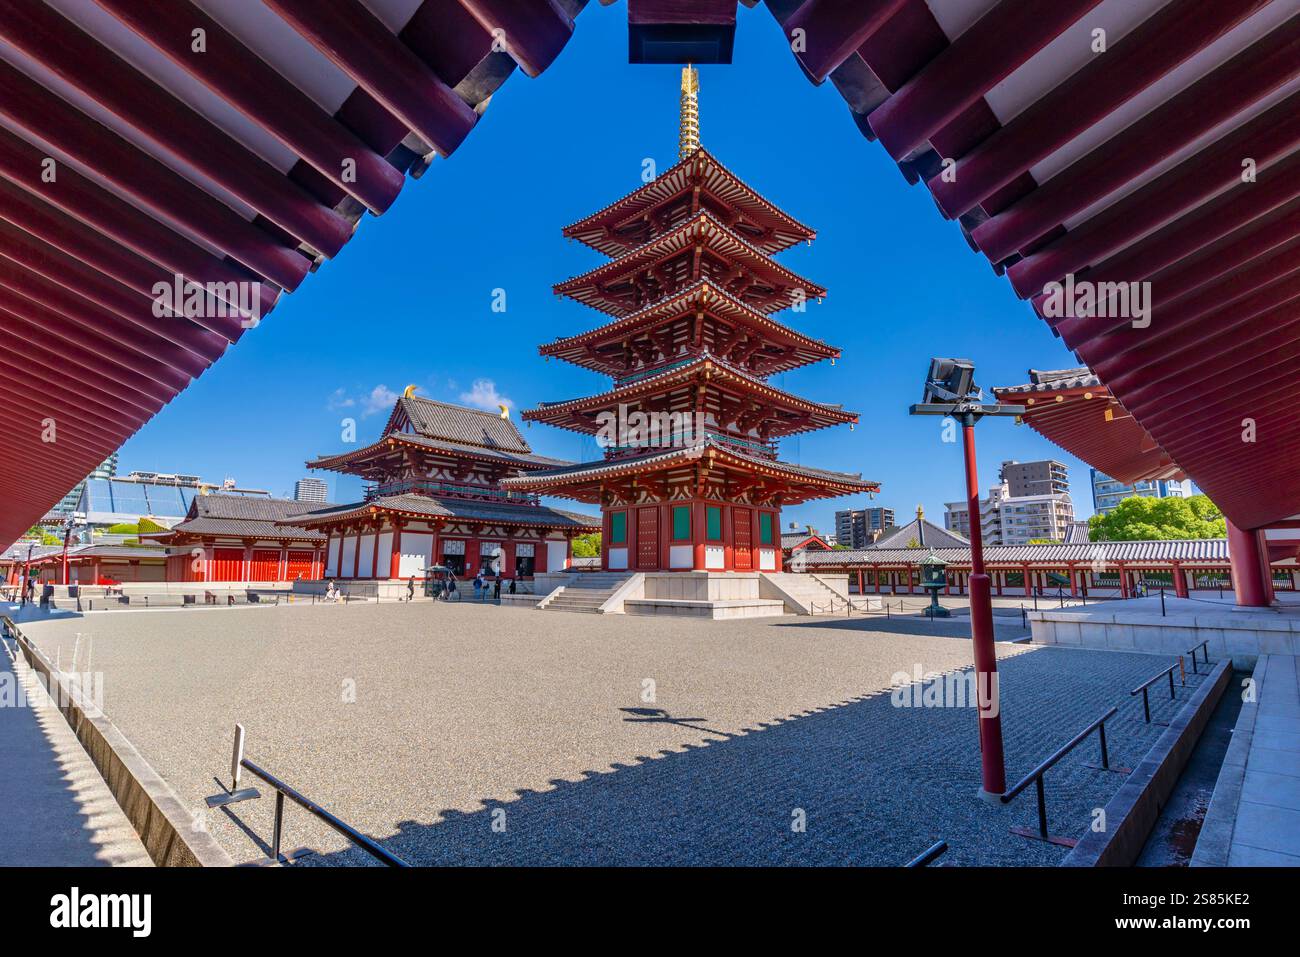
291 494 600 530
307 432 571 471
996 367 1102 394
872 518 969 549
151 495 330 543
502 437 874 489
796 539 1230 567
384 395 530 453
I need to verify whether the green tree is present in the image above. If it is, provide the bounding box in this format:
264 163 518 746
1089 494 1225 542
571 532 601 558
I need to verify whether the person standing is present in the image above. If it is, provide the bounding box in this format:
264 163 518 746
493 576 501 600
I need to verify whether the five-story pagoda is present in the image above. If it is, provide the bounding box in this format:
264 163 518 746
502 68 877 574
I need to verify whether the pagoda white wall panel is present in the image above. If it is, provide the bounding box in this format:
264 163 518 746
670 545 692 569
399 533 434 579
341 536 357 577
357 534 376 578
376 532 393 578
608 547 628 570
705 546 725 570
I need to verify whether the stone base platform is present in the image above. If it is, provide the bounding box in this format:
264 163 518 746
1029 592 1300 669
514 571 853 618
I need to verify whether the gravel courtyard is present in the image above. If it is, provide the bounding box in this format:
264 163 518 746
21 602 1203 866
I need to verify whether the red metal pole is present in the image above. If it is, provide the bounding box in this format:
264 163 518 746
962 413 1007 797
61 527 71 585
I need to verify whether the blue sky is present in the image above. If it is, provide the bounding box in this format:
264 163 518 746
117 2 1096 526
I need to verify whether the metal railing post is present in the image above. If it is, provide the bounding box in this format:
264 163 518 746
1140 687 1150 723
1098 722 1109 770
1035 776 1048 840
271 790 285 862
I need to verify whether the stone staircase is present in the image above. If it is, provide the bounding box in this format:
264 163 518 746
761 573 846 615
541 573 634 614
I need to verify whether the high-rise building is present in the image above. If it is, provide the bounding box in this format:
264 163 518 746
945 482 1075 545
999 459 1069 498
1091 470 1194 515
53 452 119 517
294 478 329 504
835 507 895 549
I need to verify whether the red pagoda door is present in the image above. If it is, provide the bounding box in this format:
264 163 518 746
636 507 659 570
733 507 753 570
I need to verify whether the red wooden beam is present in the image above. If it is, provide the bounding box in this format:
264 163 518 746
0 126 286 311
976 17 1300 263
0 177 250 343
0 0 353 258
780 0 908 84
0 64 311 293
928 0 1268 219
867 0 1104 160
94 0 405 215
460 0 574 78
1009 88 1300 298
263 0 478 158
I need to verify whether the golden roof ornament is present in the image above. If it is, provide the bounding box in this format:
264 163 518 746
679 64 700 160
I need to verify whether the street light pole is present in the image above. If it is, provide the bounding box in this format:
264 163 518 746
911 358 1022 801
961 409 1006 799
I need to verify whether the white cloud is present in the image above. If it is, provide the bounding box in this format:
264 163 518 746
361 384 399 417
459 378 513 412
326 387 355 411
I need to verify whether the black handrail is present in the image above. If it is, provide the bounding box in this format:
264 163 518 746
1001 707 1117 842
1187 640 1209 674
1130 662 1178 723
238 758 407 867
905 840 948 867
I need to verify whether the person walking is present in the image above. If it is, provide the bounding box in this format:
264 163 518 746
406 575 416 602
445 571 457 601
472 573 482 601
493 576 501 600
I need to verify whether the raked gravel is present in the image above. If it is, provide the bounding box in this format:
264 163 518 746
22 601 1201 866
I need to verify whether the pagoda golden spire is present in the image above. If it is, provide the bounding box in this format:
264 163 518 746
678 64 700 159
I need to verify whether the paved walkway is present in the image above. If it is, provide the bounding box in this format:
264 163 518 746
0 622 151 866
1195 654 1300 866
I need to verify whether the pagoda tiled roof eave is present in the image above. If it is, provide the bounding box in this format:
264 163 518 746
500 439 878 493
560 147 816 254
536 278 840 365
519 356 859 428
284 495 600 531
552 211 827 311
305 432 573 473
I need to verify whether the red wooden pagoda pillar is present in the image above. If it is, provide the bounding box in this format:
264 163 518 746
1227 519 1271 607
389 520 404 580
693 500 707 571
1069 565 1078 596
856 570 864 595
905 564 913 594
1172 562 1188 599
